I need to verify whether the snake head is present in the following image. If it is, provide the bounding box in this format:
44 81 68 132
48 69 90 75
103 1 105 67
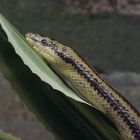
25 33 68 66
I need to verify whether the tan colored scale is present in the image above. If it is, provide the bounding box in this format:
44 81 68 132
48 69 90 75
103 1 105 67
25 33 140 140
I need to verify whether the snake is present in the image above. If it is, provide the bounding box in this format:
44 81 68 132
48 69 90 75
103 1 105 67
25 33 140 140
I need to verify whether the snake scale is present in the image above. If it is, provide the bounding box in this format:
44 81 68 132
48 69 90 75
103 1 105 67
25 33 140 140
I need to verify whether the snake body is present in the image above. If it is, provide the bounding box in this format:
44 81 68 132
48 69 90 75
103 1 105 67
26 33 140 140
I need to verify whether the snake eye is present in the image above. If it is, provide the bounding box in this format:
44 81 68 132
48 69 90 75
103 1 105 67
41 39 48 45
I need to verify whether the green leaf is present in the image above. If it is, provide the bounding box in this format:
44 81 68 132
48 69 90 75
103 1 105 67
0 13 91 106
0 13 122 140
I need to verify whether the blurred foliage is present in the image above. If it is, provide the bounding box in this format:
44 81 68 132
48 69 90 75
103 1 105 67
0 131 21 140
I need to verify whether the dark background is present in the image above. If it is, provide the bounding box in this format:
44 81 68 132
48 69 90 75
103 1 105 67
1 0 140 72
